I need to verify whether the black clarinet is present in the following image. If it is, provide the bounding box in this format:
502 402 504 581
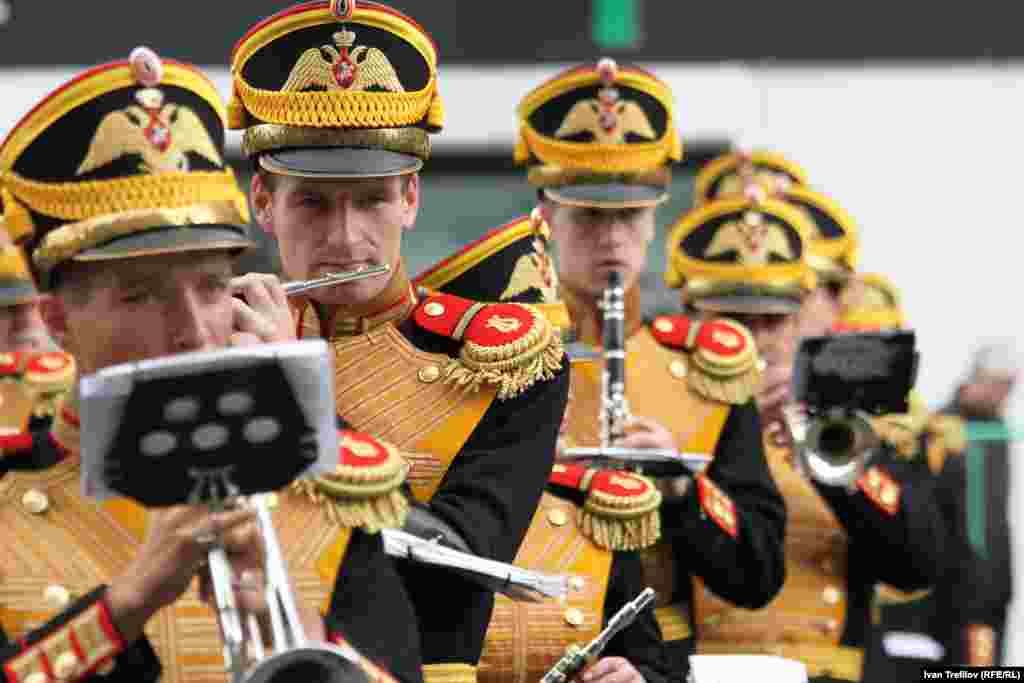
599 270 628 449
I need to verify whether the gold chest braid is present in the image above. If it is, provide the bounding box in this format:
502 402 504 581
478 493 612 683
563 327 730 455
694 439 859 680
328 324 496 502
0 461 353 683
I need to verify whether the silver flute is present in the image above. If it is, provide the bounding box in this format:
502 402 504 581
282 263 390 296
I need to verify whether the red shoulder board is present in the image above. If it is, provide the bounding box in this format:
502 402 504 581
413 293 562 400
0 351 23 376
696 475 738 538
550 462 589 490
23 351 76 391
856 466 901 516
649 316 759 404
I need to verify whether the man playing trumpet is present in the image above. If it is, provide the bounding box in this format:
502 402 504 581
0 47 420 683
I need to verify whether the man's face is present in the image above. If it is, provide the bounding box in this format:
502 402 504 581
796 281 843 341
960 375 1016 418
50 252 236 375
252 173 418 307
727 311 800 420
547 202 655 297
0 301 52 351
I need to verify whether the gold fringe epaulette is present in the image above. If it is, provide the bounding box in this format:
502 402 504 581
413 293 564 401
549 463 661 551
870 413 922 460
292 430 409 534
649 314 761 404
926 414 967 455
0 351 76 428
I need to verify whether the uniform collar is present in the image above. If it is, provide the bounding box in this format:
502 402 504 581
297 260 418 339
561 281 644 347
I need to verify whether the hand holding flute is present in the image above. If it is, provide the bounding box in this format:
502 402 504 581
230 264 391 346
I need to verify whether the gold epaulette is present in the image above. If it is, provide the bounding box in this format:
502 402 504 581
292 430 409 534
924 414 967 475
648 314 760 404
549 463 661 551
412 292 564 401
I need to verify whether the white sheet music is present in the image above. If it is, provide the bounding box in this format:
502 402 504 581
688 655 808 683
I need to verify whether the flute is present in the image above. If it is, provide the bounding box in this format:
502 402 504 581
283 263 390 296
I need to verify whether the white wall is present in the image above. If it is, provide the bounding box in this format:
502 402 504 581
3 61 1023 660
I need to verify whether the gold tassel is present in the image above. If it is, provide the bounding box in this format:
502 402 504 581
290 479 409 534
870 414 920 459
687 364 761 406
442 333 564 400
578 506 660 551
513 126 531 165
0 186 35 243
425 88 445 132
226 84 250 130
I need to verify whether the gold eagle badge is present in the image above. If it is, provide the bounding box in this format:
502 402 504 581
282 28 403 93
705 213 794 265
554 58 656 145
77 88 223 175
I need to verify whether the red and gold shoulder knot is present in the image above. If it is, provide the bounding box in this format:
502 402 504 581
549 463 661 551
413 292 564 400
292 430 409 534
0 351 76 457
649 314 760 404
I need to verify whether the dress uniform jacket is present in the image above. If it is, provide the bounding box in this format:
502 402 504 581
478 472 672 683
693 417 948 683
559 286 786 678
294 263 570 683
0 353 421 683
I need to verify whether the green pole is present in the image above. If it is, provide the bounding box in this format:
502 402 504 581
592 0 641 50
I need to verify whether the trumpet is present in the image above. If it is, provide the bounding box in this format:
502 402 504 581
206 493 369 683
782 404 880 489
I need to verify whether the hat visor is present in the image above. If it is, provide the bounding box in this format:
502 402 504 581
259 147 423 179
544 183 669 209
72 225 253 263
0 280 44 307
691 294 803 315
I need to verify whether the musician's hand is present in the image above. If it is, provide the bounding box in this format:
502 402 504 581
106 506 256 643
614 415 675 452
579 657 645 683
230 273 295 345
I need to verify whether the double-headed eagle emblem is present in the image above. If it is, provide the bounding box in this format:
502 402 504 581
77 88 223 176
554 58 655 144
282 27 403 93
705 212 795 265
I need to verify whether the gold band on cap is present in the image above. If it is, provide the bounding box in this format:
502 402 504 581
33 200 248 276
527 164 671 190
231 76 443 131
243 124 431 160
517 125 679 175
0 169 248 242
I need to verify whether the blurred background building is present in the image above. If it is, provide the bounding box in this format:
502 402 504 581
2 0 1022 663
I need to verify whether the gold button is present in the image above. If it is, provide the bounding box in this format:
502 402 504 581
21 488 49 514
824 618 840 635
423 302 445 317
569 576 585 591
418 365 441 383
668 360 687 379
547 508 568 527
44 584 71 609
654 318 674 333
822 586 842 605
564 607 585 627
53 651 79 679
25 673 48 683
